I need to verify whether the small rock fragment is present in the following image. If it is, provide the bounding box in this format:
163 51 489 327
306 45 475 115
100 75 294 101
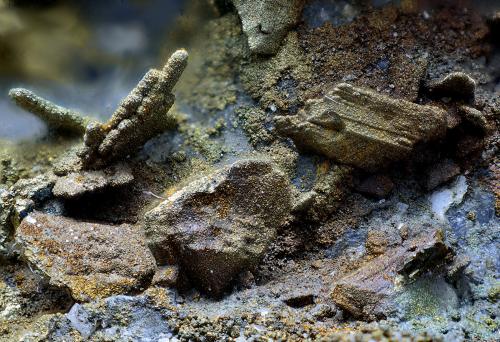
331 229 453 320
445 254 470 283
428 72 476 100
233 0 305 55
151 265 179 288
16 212 155 301
292 163 350 222
8 88 92 135
365 228 402 256
52 163 134 199
425 159 460 190
276 83 447 171
309 303 335 320
79 49 188 168
355 174 394 199
398 230 453 278
144 158 292 296
458 105 488 132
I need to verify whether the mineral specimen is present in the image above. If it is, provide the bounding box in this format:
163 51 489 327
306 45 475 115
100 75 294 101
232 0 304 55
427 72 476 100
331 229 453 320
8 88 92 135
16 212 156 301
52 163 134 199
78 49 188 169
458 105 488 132
144 158 292 296
275 83 448 171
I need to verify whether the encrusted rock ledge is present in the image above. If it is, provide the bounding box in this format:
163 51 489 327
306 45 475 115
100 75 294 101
276 83 448 171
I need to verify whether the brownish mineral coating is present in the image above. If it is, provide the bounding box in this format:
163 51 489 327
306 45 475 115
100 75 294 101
16 212 156 301
275 83 448 171
144 158 293 296
428 72 476 100
79 49 188 169
331 229 453 320
296 5 489 102
52 163 134 199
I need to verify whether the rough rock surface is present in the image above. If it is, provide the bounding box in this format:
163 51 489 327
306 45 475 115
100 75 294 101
0 187 13 256
425 159 460 190
233 0 304 55
16 212 155 301
11 174 56 203
292 162 350 222
365 227 402 257
52 163 134 199
78 49 188 169
144 158 292 296
331 229 453 320
276 83 448 171
151 265 180 288
458 105 488 132
8 88 91 135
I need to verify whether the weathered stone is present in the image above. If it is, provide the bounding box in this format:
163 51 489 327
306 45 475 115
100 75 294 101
11 174 56 203
308 303 335 320
331 229 453 320
151 265 179 288
355 174 394 199
292 163 350 222
276 83 448 171
428 72 476 100
445 255 470 283
52 146 83 176
425 159 460 190
16 212 155 301
233 0 304 55
458 105 488 132
52 163 134 199
8 88 92 135
144 158 292 296
79 49 188 169
365 228 402 257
